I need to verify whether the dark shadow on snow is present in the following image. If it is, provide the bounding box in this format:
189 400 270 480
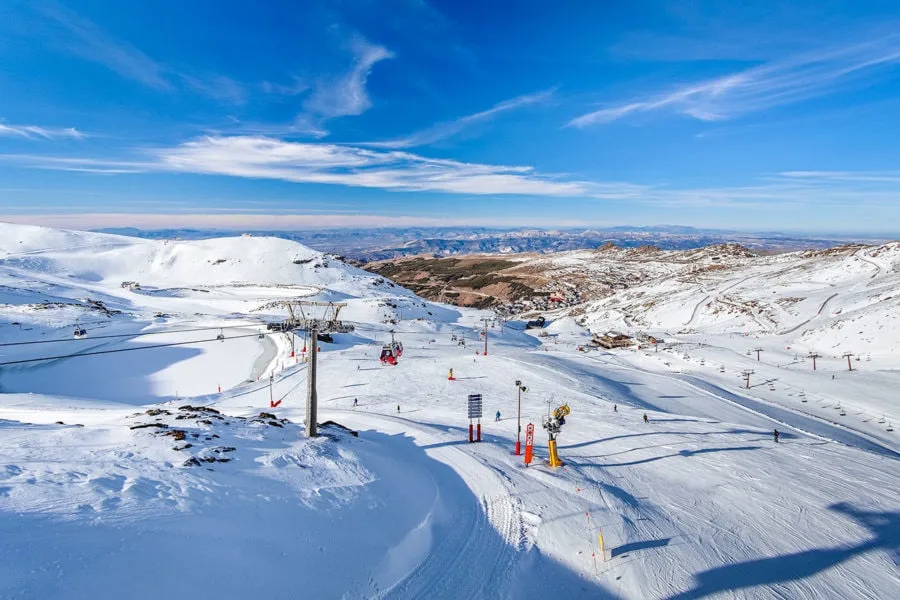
569 445 761 468
559 428 769 450
611 537 671 558
666 502 900 599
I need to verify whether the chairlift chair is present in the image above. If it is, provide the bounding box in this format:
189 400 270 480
73 327 87 339
216 329 225 342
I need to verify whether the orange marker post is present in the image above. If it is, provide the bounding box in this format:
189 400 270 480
524 423 535 466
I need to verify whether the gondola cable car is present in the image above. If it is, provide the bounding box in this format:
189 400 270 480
380 344 398 366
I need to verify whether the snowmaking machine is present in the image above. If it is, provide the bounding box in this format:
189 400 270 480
541 403 570 467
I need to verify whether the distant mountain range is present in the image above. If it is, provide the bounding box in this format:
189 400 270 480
93 226 896 262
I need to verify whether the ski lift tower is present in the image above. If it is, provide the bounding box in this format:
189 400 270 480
842 351 854 371
808 351 821 371
280 301 354 437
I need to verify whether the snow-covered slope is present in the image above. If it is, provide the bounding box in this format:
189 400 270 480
0 222 438 402
0 221 401 296
1 223 897 600
520 242 900 357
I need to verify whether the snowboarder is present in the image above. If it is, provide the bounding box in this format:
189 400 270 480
353 398 358 407
773 429 780 443
495 410 501 422
643 413 649 424
613 404 617 412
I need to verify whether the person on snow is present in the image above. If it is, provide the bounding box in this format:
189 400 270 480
773 429 780 443
613 404 618 413
353 398 358 407
495 410 501 422
643 413 649 424
397 405 400 413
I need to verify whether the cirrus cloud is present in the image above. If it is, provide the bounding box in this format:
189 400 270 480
153 135 627 197
570 33 900 127
0 123 85 140
0 135 645 199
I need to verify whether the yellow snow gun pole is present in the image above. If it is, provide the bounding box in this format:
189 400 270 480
548 439 563 467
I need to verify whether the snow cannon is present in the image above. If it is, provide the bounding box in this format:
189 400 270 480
542 403 570 467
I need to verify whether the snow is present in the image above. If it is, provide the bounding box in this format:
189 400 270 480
0 222 898 599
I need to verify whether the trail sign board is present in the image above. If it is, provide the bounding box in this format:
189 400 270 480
467 394 483 419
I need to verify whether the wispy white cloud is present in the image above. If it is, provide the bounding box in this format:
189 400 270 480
153 136 602 196
260 76 309 97
364 88 556 149
0 154 147 173
0 123 85 140
33 2 248 104
0 212 617 230
177 74 247 105
570 34 900 127
8 137 900 210
36 1 170 90
779 170 900 183
304 37 394 118
0 135 642 198
0 213 458 230
209 116 329 140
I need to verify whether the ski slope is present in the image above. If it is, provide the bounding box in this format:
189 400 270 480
0 223 897 599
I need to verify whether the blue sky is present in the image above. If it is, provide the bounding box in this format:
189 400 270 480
1 0 900 233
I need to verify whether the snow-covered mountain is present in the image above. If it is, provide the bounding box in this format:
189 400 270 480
1 223 897 600
0 221 397 295
520 241 900 356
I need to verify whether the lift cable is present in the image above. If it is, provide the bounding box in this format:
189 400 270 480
0 331 286 367
221 364 308 402
0 324 281 348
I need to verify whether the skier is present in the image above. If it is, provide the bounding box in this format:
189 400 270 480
495 410 501 422
643 413 649 424
353 398 358 407
397 404 400 413
773 429 780 443
613 404 617 413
